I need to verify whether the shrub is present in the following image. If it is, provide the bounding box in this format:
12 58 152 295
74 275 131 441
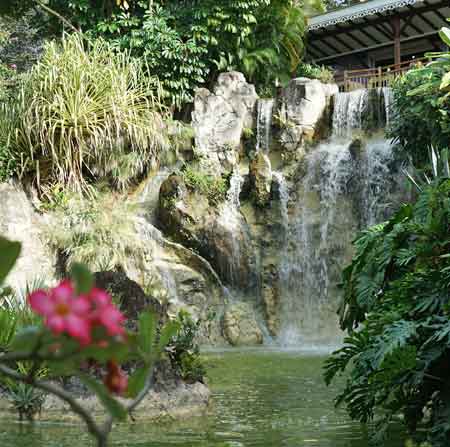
43 189 143 272
167 310 206 383
296 63 334 83
324 174 450 446
182 165 228 205
3 34 169 191
389 26 450 168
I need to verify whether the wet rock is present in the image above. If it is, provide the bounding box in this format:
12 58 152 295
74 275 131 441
0 182 56 291
223 302 263 346
249 152 272 206
277 78 338 151
192 72 258 173
158 174 256 291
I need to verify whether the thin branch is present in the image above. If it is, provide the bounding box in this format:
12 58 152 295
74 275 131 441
0 364 107 446
127 373 154 415
33 0 80 33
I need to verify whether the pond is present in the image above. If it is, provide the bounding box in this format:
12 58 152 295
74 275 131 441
0 349 404 447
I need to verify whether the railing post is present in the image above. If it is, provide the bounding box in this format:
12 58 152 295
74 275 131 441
344 70 348 92
378 66 382 88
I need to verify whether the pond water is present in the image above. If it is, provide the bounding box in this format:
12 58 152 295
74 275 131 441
0 349 403 447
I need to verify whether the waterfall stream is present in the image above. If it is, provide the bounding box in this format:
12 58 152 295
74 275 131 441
278 89 396 347
256 99 275 152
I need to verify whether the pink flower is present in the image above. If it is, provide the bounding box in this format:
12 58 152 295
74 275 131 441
88 288 126 337
29 280 91 345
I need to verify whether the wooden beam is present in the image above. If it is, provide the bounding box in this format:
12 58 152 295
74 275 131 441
312 30 438 64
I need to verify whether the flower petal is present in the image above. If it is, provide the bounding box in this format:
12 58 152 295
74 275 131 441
71 296 91 315
65 315 91 345
28 290 54 317
46 315 65 334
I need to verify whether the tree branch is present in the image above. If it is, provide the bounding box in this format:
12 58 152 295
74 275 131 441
33 0 80 33
0 364 107 446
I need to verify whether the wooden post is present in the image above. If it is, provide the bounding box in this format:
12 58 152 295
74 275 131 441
391 16 401 70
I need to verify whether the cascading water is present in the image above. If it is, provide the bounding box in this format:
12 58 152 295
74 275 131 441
332 89 368 138
278 89 397 347
217 169 245 288
256 99 275 152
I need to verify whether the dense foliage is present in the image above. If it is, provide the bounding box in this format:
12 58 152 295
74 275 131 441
389 27 450 167
1 0 322 108
325 167 450 445
0 34 168 190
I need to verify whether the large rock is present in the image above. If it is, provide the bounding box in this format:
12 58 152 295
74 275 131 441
277 78 338 152
223 302 263 346
249 152 272 206
192 72 258 172
158 174 256 291
0 183 56 292
124 216 229 345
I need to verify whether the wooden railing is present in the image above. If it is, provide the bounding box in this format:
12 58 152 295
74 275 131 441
335 57 430 91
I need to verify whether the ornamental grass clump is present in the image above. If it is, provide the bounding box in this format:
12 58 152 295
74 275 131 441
6 33 169 191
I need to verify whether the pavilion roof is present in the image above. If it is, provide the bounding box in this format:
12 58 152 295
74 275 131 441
307 0 450 64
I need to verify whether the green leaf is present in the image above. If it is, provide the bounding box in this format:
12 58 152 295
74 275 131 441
439 27 450 47
79 374 127 421
440 72 450 90
10 326 41 352
126 365 151 398
137 311 157 357
0 237 21 286
157 320 180 353
70 263 94 294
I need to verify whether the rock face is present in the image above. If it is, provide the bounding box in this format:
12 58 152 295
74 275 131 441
249 152 272 206
277 78 338 155
158 174 256 291
0 183 56 292
223 302 263 346
192 72 258 172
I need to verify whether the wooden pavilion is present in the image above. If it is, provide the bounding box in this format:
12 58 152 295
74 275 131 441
307 0 450 89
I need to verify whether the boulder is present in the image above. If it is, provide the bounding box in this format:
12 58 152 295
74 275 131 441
192 72 258 173
249 152 272 206
223 302 263 346
277 78 338 150
158 174 256 291
0 183 56 292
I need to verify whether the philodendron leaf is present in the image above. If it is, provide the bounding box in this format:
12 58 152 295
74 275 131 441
0 236 21 286
79 374 127 421
126 365 151 398
70 263 94 294
137 311 157 358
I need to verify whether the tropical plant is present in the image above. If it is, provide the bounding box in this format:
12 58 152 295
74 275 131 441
167 310 206 383
389 25 450 168
324 152 450 446
2 33 169 191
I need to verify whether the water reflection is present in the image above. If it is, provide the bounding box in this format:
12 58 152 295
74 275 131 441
0 350 403 447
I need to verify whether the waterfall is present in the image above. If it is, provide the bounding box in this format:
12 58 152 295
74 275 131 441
381 87 393 128
217 169 245 287
272 171 289 232
332 89 368 138
256 99 275 152
277 89 396 347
